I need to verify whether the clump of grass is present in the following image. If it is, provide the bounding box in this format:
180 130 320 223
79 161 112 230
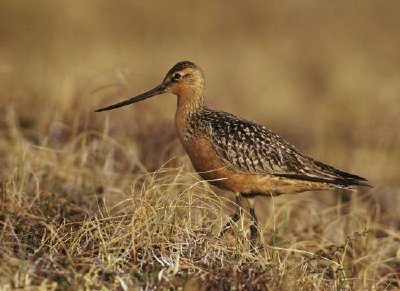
0 108 399 289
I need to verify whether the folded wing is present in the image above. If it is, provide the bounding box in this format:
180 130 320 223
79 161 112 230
203 110 370 189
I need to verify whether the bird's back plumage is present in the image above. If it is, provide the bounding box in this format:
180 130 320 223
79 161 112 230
191 109 369 189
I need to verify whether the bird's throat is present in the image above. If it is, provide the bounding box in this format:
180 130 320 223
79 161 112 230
176 87 206 116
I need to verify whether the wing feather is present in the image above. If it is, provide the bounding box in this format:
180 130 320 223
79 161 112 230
201 110 370 188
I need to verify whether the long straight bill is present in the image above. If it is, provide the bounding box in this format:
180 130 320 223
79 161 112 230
95 84 166 112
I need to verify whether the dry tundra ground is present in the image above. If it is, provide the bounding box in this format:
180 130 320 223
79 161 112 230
1 1 400 289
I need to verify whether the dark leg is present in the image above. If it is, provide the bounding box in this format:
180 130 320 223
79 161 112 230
219 193 243 237
248 198 259 251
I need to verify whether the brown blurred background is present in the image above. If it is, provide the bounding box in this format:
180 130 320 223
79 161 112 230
1 0 399 185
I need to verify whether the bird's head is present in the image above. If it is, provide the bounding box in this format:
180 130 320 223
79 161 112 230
95 61 205 113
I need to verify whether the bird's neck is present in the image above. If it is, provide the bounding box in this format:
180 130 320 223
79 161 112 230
176 86 206 117
175 87 206 140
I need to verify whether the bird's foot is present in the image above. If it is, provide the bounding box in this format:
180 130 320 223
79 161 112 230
218 209 242 238
250 224 261 253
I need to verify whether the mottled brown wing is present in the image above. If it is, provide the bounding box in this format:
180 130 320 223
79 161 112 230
204 110 369 187
205 111 308 175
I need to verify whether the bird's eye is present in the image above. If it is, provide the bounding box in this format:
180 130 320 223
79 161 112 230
173 73 182 80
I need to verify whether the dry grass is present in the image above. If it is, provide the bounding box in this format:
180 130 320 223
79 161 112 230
1 113 399 290
0 113 399 289
1 0 400 289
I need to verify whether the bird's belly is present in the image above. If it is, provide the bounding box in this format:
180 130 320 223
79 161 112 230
181 137 331 195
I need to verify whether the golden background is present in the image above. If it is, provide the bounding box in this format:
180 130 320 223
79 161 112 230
2 1 399 181
1 0 399 288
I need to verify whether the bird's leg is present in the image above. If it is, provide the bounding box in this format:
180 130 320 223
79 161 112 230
219 193 243 237
248 197 259 251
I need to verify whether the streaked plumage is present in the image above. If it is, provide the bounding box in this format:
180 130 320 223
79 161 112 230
194 110 368 189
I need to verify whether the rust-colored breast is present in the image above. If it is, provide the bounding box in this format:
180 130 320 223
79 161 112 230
182 136 256 193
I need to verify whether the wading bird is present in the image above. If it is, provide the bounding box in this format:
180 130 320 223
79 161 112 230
96 61 370 247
